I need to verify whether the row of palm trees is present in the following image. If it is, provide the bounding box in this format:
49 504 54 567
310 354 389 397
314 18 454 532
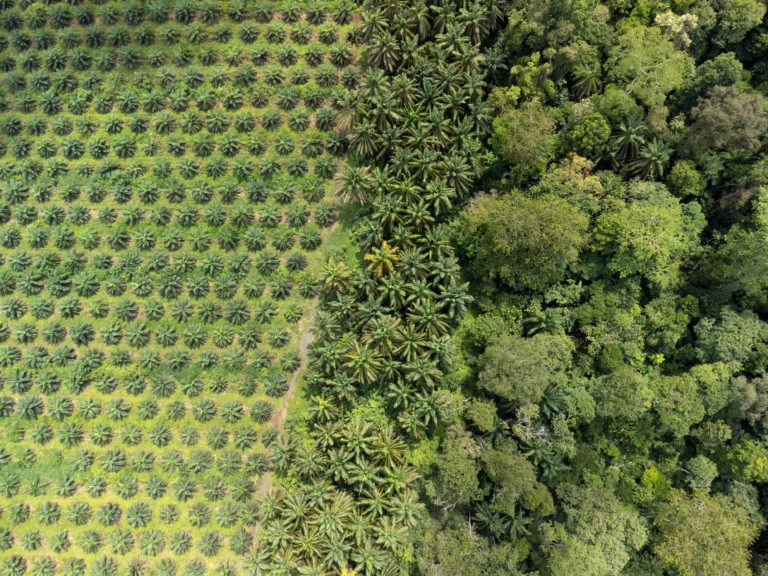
258 1 505 574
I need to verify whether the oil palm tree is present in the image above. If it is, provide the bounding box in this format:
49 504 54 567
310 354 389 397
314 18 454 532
349 119 379 156
361 315 401 355
308 395 338 423
339 165 373 204
377 273 410 309
343 342 382 385
364 241 399 277
458 2 491 43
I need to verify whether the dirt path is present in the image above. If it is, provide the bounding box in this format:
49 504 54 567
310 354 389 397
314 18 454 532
253 314 315 499
251 222 338 517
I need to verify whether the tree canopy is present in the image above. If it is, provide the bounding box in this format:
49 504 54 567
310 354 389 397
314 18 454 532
458 191 589 291
654 491 758 576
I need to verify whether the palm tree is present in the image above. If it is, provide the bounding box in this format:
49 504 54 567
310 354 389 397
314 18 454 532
436 22 471 56
328 373 358 405
241 550 272 576
280 490 312 530
458 2 490 43
314 492 352 539
377 273 409 309
429 3 453 35
383 462 419 495
474 502 510 541
361 315 401 355
406 358 442 389
402 201 435 232
424 179 455 216
364 241 399 277
339 165 373 204
630 138 671 180
322 260 352 293
361 8 389 39
370 90 403 130
408 301 449 337
343 418 374 464
3 556 27 576
612 118 647 162
308 395 338 423
370 197 401 236
572 60 603 98
263 517 292 552
370 427 405 469
325 447 353 484
313 310 342 342
395 325 426 362
442 153 475 195
271 438 292 475
354 297 388 331
294 526 323 561
385 380 414 411
349 119 379 157
351 541 385 576
360 486 388 518
343 342 382 385
374 517 407 552
396 247 429 280
437 279 472 319
398 409 426 439
379 357 405 385
321 540 351 574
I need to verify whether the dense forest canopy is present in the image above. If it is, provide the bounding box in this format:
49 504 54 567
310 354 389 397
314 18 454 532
408 0 768 573
315 0 768 574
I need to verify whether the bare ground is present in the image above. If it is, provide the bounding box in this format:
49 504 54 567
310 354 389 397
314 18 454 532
253 314 316 500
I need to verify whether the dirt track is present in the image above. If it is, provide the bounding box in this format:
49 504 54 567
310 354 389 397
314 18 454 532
253 315 315 499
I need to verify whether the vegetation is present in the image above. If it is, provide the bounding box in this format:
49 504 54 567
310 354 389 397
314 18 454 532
0 1 356 573
3 0 768 575
410 0 768 574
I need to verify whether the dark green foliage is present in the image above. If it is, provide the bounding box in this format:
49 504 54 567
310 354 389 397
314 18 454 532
396 0 768 573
